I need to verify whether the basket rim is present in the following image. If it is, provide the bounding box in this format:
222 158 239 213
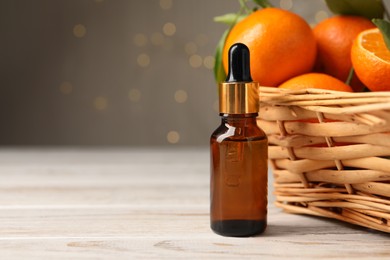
259 86 390 97
259 86 390 114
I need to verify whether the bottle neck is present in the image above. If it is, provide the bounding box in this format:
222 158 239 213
220 113 258 118
220 113 258 125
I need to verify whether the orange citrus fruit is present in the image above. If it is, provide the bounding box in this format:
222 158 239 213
278 73 353 92
313 15 374 90
351 28 390 91
223 8 316 87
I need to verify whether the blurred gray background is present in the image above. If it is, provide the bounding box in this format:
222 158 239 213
0 0 362 146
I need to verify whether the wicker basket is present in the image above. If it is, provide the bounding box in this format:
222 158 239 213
258 86 390 233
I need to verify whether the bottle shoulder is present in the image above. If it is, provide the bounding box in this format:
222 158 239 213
210 121 267 143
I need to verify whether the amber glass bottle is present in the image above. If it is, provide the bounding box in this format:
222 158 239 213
210 43 268 237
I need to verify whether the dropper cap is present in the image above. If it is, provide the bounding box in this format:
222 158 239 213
219 43 259 114
226 43 252 83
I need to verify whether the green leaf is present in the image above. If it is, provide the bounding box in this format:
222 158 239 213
252 0 273 8
214 29 229 84
373 19 390 51
325 0 384 19
214 13 248 25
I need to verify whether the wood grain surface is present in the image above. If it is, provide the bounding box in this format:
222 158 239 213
0 148 389 259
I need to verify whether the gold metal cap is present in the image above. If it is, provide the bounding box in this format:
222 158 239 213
218 82 259 114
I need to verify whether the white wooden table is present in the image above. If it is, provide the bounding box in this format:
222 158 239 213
0 148 389 259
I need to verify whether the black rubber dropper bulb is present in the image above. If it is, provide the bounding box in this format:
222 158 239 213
225 43 253 83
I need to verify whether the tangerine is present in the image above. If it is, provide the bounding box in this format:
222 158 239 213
351 28 390 91
278 73 353 92
313 15 374 91
223 8 316 87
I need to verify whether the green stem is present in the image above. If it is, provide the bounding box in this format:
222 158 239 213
345 67 354 86
234 3 248 27
239 0 251 13
252 0 273 8
384 1 390 19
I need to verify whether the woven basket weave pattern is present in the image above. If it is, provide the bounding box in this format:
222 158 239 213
258 86 390 233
